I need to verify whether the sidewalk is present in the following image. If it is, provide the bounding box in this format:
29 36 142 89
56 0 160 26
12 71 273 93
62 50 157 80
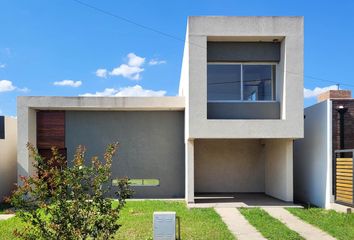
215 208 266 240
263 207 335 240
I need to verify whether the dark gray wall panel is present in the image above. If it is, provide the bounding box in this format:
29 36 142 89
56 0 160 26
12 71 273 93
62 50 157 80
0 116 4 139
65 111 185 198
208 102 280 119
207 42 280 62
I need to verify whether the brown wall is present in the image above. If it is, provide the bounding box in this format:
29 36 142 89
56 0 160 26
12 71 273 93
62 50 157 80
332 100 354 151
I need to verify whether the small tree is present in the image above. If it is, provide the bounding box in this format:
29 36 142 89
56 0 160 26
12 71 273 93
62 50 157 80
8 142 132 240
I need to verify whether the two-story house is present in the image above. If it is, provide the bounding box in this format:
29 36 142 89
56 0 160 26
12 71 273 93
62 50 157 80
17 16 304 205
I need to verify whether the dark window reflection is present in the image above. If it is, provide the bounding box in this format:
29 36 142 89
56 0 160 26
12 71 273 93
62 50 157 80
243 65 274 101
207 64 241 101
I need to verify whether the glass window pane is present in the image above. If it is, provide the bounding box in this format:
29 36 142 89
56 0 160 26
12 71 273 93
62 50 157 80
243 65 274 101
142 179 160 186
129 179 143 186
207 64 241 101
112 178 160 187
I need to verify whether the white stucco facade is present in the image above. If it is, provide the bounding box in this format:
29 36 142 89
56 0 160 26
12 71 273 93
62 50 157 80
179 16 304 139
294 100 333 208
17 16 304 205
180 16 303 203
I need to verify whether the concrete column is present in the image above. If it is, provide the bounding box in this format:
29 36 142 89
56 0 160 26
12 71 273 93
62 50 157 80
17 103 36 180
264 139 293 202
185 139 194 203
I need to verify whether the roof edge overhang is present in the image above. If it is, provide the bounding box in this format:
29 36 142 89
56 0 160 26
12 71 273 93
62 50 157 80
17 96 185 111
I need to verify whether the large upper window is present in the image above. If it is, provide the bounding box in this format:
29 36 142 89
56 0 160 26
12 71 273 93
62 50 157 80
207 63 276 102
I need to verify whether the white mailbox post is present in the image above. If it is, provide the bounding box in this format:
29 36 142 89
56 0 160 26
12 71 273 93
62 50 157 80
153 212 176 240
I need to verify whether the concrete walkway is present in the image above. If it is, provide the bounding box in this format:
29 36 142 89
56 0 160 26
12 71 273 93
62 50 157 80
331 203 354 213
215 208 266 240
263 207 335 240
0 214 15 220
190 193 302 208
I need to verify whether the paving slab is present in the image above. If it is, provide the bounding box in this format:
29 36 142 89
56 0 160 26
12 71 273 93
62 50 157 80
331 203 354 213
0 214 15 220
263 207 335 240
215 208 266 240
189 193 302 208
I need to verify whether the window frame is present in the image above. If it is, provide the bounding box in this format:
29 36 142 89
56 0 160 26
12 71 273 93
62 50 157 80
207 62 277 103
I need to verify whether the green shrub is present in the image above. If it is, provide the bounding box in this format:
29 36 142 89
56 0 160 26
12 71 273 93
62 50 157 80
8 143 132 240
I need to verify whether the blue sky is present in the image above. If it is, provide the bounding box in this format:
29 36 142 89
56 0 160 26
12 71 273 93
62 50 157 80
1 0 354 116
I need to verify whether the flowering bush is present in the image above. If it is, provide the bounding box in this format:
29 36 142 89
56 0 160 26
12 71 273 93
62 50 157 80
8 143 132 240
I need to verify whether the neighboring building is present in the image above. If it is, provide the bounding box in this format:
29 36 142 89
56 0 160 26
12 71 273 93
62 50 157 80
294 90 354 208
0 116 17 202
17 16 304 203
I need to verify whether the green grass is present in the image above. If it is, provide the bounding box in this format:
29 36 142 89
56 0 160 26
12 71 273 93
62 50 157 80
287 207 354 240
239 208 304 240
0 216 25 239
0 201 234 240
115 200 234 240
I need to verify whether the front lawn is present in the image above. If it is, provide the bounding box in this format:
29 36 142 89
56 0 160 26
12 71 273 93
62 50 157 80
239 208 304 240
0 200 234 240
115 200 234 240
287 207 354 240
0 216 24 239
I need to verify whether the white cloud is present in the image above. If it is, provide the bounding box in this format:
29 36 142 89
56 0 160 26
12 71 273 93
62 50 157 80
80 88 118 97
96 68 108 78
0 80 29 93
109 53 145 80
0 63 6 68
127 53 145 67
80 85 166 97
115 85 166 96
110 64 144 80
53 80 82 87
149 59 166 65
0 80 16 92
304 85 338 98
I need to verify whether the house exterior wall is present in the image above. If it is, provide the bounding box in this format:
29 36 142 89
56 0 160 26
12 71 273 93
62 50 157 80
65 111 185 198
194 139 265 193
332 99 354 151
17 16 304 204
180 16 303 203
179 16 304 139
264 139 293 202
0 117 17 202
17 96 185 182
293 100 333 208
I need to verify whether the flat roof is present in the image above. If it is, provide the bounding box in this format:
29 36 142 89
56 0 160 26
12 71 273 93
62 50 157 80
17 96 185 111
